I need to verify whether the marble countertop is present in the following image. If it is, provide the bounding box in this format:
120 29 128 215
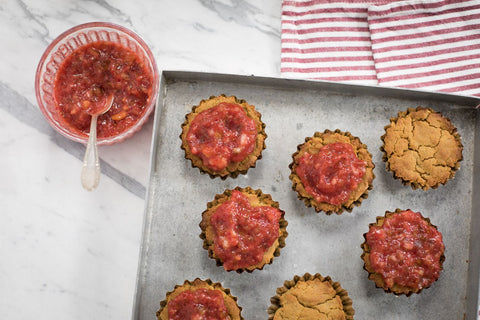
1 1 281 319
1 1 478 319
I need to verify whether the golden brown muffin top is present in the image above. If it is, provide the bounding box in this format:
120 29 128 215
381 107 462 190
269 273 354 320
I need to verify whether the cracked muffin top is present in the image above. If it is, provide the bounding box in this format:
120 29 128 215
268 273 354 320
381 106 463 190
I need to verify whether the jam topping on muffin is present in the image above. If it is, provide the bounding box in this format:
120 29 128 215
289 130 375 215
210 190 282 271
181 95 267 179
296 142 366 206
186 102 257 172
157 278 243 320
167 288 228 320
365 209 444 290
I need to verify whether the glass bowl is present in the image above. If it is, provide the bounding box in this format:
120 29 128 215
35 22 159 145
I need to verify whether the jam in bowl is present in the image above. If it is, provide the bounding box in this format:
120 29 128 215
35 22 159 145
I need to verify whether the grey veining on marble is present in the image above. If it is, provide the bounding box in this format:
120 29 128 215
2 0 479 319
1 1 282 319
0 82 146 198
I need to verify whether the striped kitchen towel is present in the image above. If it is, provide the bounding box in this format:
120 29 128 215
281 0 480 97
368 0 480 96
281 0 384 85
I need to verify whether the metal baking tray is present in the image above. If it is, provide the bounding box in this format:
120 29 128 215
132 70 480 320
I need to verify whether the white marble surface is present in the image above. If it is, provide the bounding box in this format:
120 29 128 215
1 1 280 319
1 1 478 319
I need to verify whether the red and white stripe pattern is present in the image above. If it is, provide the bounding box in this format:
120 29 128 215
281 0 480 97
281 0 385 85
368 0 480 97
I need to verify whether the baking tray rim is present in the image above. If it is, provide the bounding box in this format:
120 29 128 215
131 70 480 320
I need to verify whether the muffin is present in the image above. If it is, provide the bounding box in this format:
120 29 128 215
268 272 354 320
199 186 288 273
381 106 463 190
156 278 243 320
361 209 445 296
289 129 375 215
181 94 267 179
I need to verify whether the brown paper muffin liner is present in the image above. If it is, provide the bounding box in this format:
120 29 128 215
156 278 243 320
361 209 446 296
380 106 463 190
268 272 354 320
289 129 375 215
180 94 267 179
199 186 288 273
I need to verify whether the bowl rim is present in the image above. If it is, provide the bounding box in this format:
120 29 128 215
35 21 160 145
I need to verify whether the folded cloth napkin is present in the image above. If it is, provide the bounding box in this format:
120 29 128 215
281 0 480 97
281 0 383 85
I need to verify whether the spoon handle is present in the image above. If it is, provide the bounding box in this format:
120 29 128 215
81 114 100 191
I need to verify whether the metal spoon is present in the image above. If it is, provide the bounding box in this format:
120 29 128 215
81 94 114 191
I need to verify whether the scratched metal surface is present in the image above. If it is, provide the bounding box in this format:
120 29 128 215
133 71 480 320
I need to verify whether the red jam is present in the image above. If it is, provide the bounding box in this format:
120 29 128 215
210 190 282 271
366 210 445 290
167 288 228 320
186 102 257 171
53 41 154 138
296 142 366 205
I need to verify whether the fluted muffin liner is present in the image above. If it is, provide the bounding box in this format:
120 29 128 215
380 106 463 190
199 186 288 273
180 94 267 179
361 208 446 296
156 278 243 320
268 272 354 320
289 129 375 215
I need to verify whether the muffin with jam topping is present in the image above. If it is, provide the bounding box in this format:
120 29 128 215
156 278 243 320
268 272 354 320
361 209 445 296
200 186 288 273
181 94 267 179
381 106 463 190
289 129 375 215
